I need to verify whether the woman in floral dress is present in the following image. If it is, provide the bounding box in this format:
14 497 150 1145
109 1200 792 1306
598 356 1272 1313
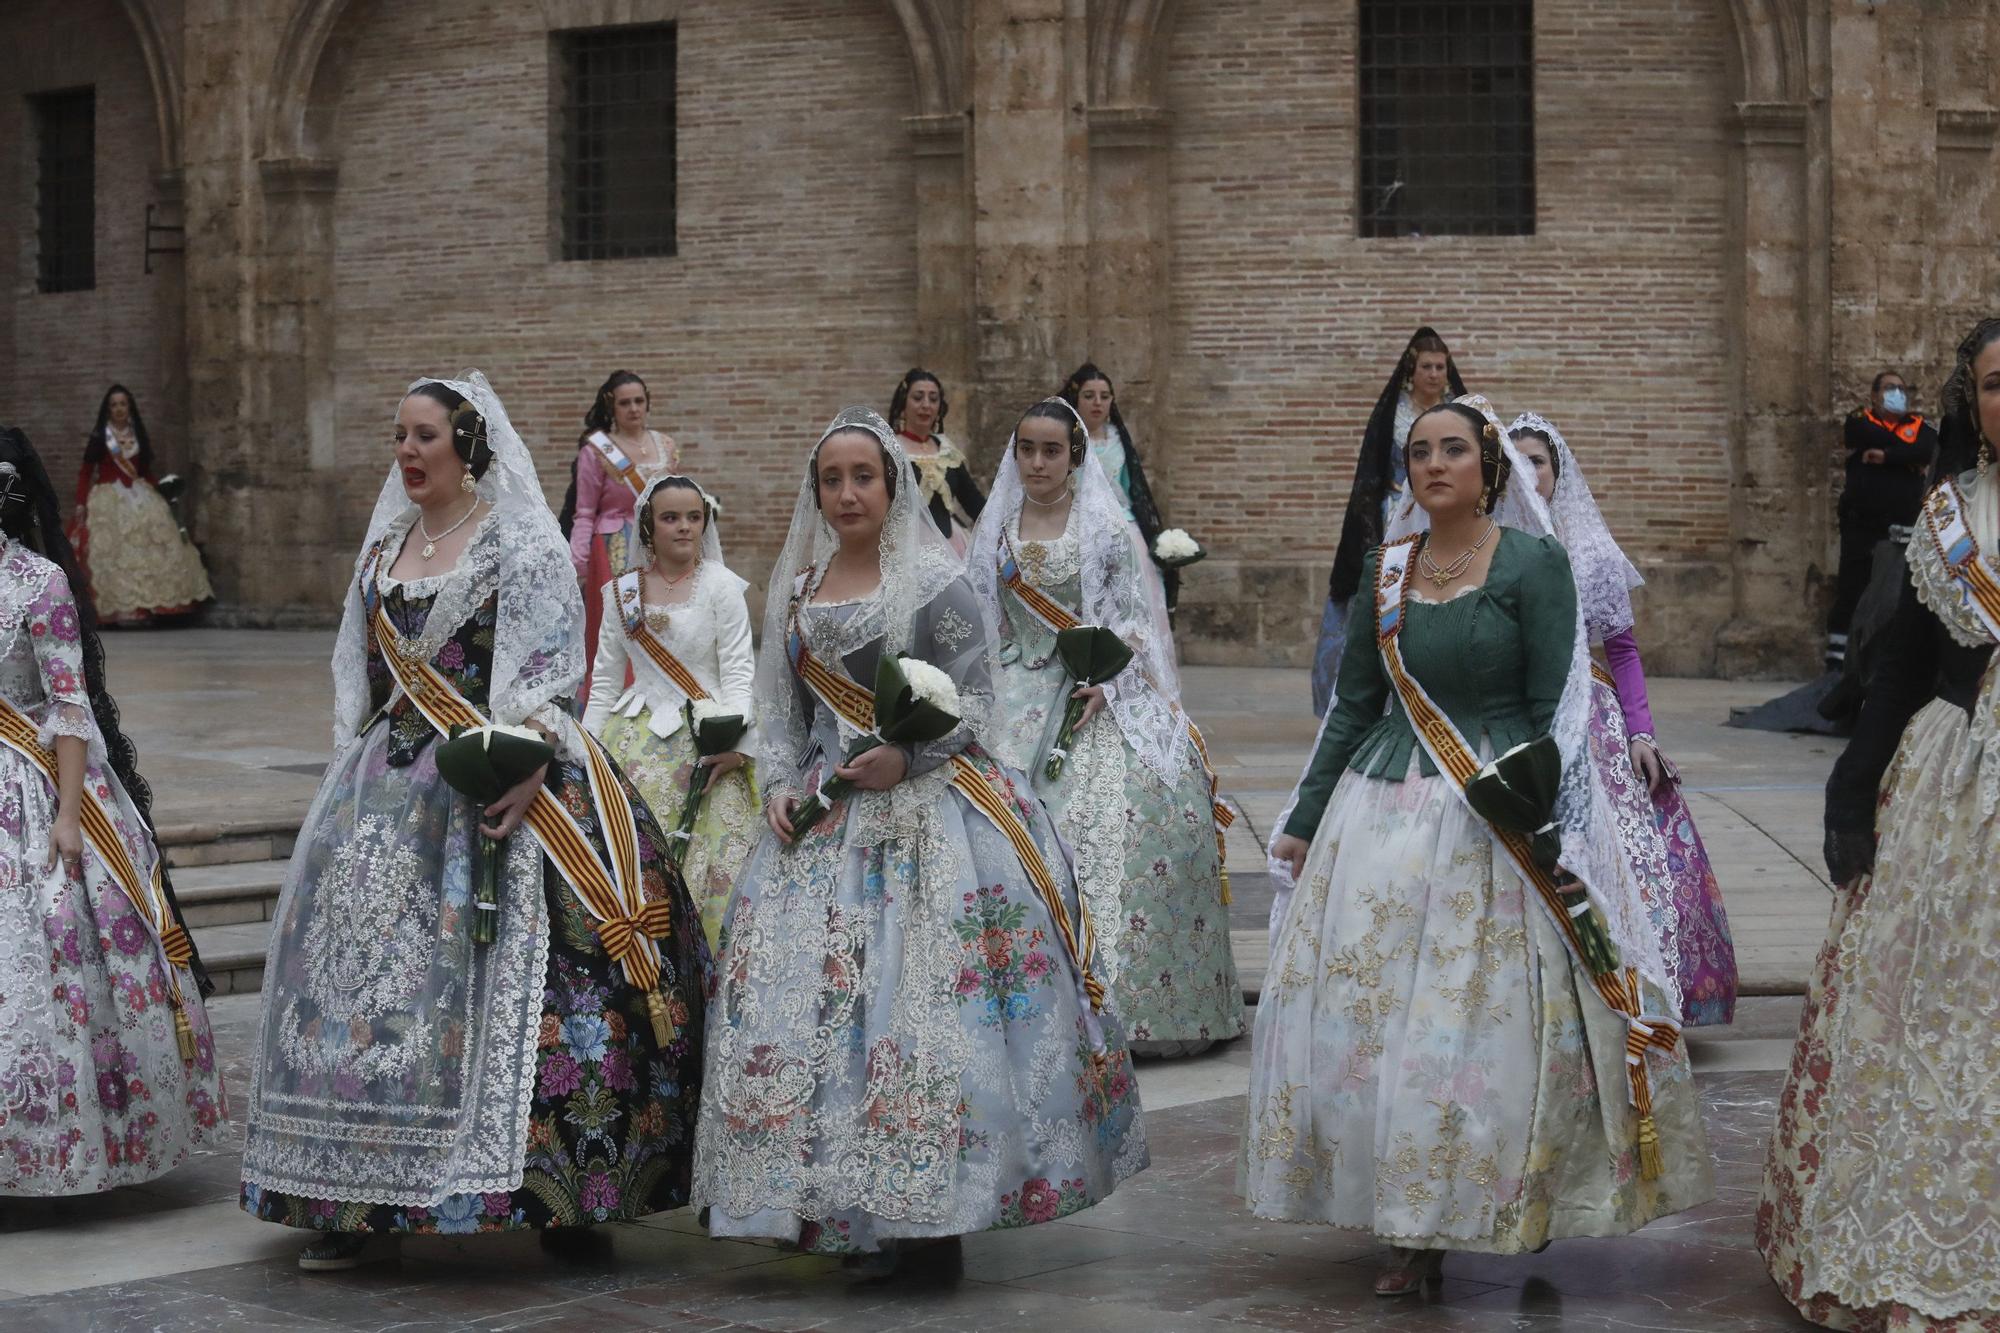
584 475 758 950
1758 317 2000 1331
1509 412 1737 1027
693 407 1146 1277
68 384 212 625
238 372 709 1269
1249 397 1711 1295
0 425 224 1196
968 399 1243 1057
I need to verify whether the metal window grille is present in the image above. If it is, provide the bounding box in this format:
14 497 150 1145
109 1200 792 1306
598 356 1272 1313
1358 1 1534 238
558 24 677 261
34 87 96 292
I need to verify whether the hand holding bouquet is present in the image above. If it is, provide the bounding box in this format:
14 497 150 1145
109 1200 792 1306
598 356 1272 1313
434 722 557 944
1045 625 1134 781
669 698 749 866
789 654 961 836
1152 528 1206 570
1463 735 1620 974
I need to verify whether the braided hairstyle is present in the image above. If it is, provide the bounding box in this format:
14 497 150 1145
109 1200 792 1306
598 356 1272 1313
1936 316 2000 483
558 370 649 538
887 368 949 437
0 425 211 992
83 383 155 477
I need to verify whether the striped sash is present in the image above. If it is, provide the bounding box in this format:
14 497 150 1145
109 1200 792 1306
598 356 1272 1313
785 626 1105 1012
1373 536 1679 1176
1923 478 2000 646
0 698 199 1063
614 572 711 702
998 537 1234 895
587 431 650 498
369 603 681 1038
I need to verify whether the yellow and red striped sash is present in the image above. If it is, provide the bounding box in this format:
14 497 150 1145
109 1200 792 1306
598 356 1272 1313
1373 536 1678 1176
0 698 199 1063
787 631 1105 1012
998 539 1234 896
370 605 680 1037
1924 478 2000 645
587 431 650 499
614 573 711 703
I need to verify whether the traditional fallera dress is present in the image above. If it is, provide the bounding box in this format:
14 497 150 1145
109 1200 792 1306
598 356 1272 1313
1758 469 2000 1331
972 447 1243 1058
240 373 708 1236
1084 422 1180 610
1311 328 1466 717
569 429 677 693
1246 524 1712 1248
69 426 212 624
899 429 985 557
692 408 1146 1256
0 537 224 1194
1513 412 1737 1027
585 560 759 953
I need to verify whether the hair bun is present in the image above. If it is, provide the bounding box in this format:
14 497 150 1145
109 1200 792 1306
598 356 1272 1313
451 404 492 478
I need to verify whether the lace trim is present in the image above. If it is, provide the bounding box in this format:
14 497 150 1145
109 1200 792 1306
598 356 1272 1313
1907 506 2000 651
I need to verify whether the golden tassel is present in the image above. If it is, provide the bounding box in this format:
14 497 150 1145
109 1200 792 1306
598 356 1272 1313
1636 1114 1663 1181
172 998 198 1065
646 989 677 1047
1217 849 1233 906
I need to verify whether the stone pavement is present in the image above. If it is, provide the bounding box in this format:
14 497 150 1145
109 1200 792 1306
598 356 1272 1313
0 628 1843 1329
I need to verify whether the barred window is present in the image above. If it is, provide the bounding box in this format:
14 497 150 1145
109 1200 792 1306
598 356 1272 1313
1358 1 1534 238
33 88 96 292
556 24 677 261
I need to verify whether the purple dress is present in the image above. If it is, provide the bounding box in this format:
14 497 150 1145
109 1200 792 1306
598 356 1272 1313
1589 628 1737 1026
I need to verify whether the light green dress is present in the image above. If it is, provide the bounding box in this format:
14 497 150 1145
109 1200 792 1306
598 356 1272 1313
988 509 1244 1057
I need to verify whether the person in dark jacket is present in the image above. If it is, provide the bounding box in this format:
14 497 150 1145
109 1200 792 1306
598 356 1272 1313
1826 370 1937 668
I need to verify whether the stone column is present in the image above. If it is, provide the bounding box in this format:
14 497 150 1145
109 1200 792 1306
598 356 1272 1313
908 112 976 447
1083 105 1172 483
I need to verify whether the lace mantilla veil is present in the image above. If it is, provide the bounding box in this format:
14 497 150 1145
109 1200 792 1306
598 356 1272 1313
329 370 585 754
750 406 973 791
1509 411 1643 643
1269 394 1676 1009
966 398 1191 782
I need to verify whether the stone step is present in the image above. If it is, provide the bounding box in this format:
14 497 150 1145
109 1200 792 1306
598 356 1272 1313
158 818 301 870
189 919 272 997
170 859 287 928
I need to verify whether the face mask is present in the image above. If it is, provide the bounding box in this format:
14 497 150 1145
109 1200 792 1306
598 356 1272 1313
1881 387 1908 414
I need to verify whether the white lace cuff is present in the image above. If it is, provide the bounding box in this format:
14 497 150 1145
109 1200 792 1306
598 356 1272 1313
39 702 95 745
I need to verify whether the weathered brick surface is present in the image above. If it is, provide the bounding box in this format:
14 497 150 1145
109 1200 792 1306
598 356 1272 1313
0 0 185 500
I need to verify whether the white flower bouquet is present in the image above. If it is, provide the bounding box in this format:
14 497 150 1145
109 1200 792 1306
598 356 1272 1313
790 653 961 835
1153 528 1206 569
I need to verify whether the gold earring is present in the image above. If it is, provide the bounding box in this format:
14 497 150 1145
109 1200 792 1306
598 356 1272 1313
460 470 477 493
1477 484 1492 515
1980 434 1994 480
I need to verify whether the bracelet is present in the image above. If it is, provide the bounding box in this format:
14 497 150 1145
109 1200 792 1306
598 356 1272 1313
1628 732 1660 751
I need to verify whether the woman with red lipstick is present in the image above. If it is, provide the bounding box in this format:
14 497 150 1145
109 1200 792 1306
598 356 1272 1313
240 371 709 1270
887 368 984 556
1248 397 1711 1295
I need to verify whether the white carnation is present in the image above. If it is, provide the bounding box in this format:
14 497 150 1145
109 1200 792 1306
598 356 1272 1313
900 657 960 712
1154 528 1200 561
689 698 732 725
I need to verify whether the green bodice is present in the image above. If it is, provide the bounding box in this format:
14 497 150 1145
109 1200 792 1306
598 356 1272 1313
1284 528 1578 840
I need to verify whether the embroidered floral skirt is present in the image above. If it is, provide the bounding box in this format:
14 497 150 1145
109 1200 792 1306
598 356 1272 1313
76 480 212 624
600 710 759 954
239 721 709 1234
1244 762 1713 1247
693 748 1148 1254
1585 678 1737 1026
0 746 225 1195
1758 698 2000 1330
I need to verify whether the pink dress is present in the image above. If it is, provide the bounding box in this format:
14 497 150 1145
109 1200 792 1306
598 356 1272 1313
569 431 676 699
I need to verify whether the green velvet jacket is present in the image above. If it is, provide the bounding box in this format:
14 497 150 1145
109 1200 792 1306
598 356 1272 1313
1284 527 1579 841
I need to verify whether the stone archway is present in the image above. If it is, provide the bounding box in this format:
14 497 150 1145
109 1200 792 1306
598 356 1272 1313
115 0 183 172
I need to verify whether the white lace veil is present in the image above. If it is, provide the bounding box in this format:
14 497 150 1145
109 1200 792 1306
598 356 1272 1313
329 370 584 752
751 406 967 779
634 473 726 567
966 398 1190 781
1508 412 1642 643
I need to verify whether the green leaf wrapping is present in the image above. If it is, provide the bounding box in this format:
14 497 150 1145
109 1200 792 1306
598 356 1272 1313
1046 626 1135 780
434 725 556 945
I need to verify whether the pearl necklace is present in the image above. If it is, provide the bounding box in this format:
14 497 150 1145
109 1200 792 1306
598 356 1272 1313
417 499 481 560
1418 521 1496 589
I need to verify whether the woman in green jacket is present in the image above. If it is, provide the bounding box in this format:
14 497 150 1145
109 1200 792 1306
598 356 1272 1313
1244 398 1712 1295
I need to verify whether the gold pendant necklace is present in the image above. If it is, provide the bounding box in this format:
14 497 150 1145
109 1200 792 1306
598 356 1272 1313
1418 521 1496 589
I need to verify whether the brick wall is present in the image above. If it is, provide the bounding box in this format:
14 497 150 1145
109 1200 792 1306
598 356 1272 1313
0 0 183 507
318 0 917 608
1158 0 1735 672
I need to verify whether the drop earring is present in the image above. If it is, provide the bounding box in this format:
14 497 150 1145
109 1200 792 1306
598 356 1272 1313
460 469 477 494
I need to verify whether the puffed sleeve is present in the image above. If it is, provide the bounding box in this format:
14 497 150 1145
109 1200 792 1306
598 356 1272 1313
25 563 94 747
